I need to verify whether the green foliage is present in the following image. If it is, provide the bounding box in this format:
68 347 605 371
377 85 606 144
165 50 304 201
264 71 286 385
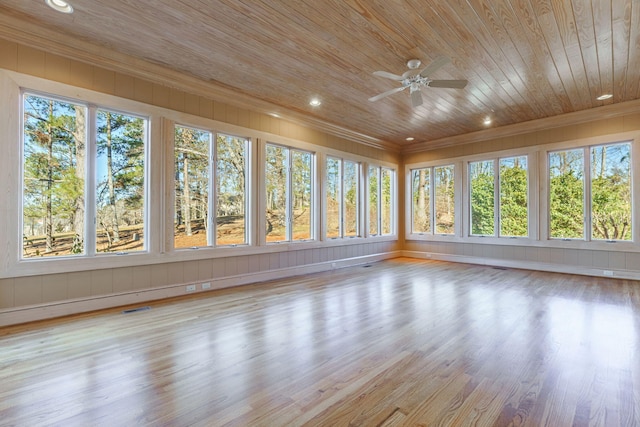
549 171 584 239
470 162 494 236
499 162 528 237
590 144 631 240
22 95 85 255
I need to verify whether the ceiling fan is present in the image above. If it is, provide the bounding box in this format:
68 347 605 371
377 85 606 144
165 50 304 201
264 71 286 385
369 56 468 108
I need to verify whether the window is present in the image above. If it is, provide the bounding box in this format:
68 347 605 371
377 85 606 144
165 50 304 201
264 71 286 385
265 143 313 243
22 93 147 258
369 165 394 235
469 160 495 236
216 134 249 245
174 126 211 248
499 156 528 237
174 126 249 248
468 156 528 237
411 168 431 233
96 110 146 253
434 166 455 234
549 142 631 241
411 165 455 235
326 157 360 238
23 94 87 257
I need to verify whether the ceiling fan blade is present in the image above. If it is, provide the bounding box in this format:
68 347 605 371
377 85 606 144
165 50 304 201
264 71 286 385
373 70 405 81
368 86 406 102
419 56 450 77
427 79 468 89
410 89 423 108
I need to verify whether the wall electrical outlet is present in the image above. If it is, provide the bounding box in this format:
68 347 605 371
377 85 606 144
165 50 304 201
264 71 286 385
603 270 614 277
186 284 196 292
202 282 211 290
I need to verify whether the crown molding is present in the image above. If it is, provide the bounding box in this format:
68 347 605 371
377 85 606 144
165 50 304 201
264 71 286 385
403 98 640 154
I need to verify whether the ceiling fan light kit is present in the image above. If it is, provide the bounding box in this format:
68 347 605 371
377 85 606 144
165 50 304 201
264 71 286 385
369 56 468 108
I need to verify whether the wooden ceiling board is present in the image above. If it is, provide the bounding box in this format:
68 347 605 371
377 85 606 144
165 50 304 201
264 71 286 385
0 0 638 150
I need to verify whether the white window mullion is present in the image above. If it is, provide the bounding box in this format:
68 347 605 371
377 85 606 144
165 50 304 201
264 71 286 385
86 105 97 257
286 149 292 242
209 132 216 247
494 159 500 237
583 146 592 242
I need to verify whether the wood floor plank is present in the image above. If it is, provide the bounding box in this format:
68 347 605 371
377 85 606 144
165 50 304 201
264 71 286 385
0 258 639 426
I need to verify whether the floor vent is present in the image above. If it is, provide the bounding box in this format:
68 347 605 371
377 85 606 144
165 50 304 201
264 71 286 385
122 306 151 314
492 266 508 270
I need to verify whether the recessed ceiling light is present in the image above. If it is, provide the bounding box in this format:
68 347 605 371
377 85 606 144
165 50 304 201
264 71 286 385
309 98 321 107
269 113 280 118
596 93 613 100
45 0 73 13
483 117 492 126
405 137 415 141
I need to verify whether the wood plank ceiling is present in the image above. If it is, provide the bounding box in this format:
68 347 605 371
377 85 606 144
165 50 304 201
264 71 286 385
0 0 639 150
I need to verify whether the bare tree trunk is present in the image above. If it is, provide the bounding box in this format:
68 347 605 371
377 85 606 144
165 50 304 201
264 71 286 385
105 113 120 242
417 169 427 226
183 153 192 236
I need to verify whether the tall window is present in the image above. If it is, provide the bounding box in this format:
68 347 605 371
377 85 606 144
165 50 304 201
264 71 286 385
23 95 87 257
216 134 249 245
412 165 455 235
174 126 210 248
369 165 394 236
411 168 431 233
265 143 313 242
434 166 455 234
549 143 631 241
500 156 528 237
469 160 495 236
22 93 147 258
96 110 146 253
326 157 360 238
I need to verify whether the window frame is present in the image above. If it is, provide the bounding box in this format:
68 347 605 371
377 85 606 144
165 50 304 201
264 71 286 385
546 141 633 243
467 155 530 239
367 164 396 237
325 155 362 239
264 141 316 244
0 71 400 278
20 90 151 259
173 125 252 250
407 162 460 239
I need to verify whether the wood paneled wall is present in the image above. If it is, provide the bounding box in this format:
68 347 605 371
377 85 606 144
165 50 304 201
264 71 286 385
403 108 640 279
0 38 400 323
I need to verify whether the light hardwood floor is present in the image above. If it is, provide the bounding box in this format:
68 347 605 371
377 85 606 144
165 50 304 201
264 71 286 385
1 258 639 426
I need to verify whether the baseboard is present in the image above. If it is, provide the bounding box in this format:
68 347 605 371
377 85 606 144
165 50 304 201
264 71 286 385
402 250 640 280
0 251 401 327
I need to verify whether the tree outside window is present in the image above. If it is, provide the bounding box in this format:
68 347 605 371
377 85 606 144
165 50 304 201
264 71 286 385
265 143 313 243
